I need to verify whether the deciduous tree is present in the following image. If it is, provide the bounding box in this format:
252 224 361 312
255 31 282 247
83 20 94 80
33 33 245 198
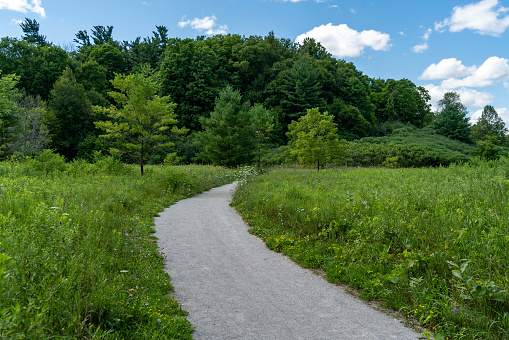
94 72 183 175
285 108 345 170
0 73 21 157
471 105 507 144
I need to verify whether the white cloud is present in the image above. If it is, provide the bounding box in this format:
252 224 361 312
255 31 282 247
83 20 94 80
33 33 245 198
0 0 45 17
178 15 228 35
411 28 432 53
10 18 23 25
295 23 390 58
419 58 477 80
441 57 509 88
424 84 494 112
436 0 509 36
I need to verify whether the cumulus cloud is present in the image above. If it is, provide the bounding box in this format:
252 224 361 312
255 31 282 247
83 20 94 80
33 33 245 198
10 18 23 25
295 23 391 58
424 84 494 112
178 15 228 35
411 28 432 53
419 58 477 80
0 0 45 17
435 0 509 36
435 57 509 89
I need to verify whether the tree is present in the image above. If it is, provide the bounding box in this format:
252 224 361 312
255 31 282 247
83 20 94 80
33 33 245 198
268 54 326 125
160 39 222 131
20 18 47 46
0 38 69 99
250 104 274 170
370 78 432 127
0 73 21 157
432 92 472 143
471 105 507 144
47 68 95 159
199 86 256 167
94 72 183 176
12 91 49 156
285 108 345 170
89 44 127 80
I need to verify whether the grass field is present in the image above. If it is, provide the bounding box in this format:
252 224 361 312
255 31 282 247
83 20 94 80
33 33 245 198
232 160 509 339
0 160 235 339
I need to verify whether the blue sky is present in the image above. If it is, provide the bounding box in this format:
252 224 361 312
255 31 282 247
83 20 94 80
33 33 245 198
1 0 509 124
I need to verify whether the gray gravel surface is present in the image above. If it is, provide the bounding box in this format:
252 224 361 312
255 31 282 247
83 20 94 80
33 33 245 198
155 183 421 340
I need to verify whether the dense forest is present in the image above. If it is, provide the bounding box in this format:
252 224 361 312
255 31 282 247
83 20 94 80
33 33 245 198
1 19 508 169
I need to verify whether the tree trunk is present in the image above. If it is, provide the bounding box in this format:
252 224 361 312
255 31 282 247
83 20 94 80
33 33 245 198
140 142 144 176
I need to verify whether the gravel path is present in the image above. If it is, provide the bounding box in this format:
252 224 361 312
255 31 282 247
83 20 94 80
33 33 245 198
155 183 420 340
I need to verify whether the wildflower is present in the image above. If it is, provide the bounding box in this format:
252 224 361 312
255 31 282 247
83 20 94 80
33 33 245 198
129 294 133 297
157 319 161 323
453 307 459 314
125 233 129 236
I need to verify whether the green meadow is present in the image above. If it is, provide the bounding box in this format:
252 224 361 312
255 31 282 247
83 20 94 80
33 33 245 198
0 159 235 339
232 160 509 339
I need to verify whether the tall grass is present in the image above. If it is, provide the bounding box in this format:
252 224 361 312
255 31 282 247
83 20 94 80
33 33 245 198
0 160 235 339
232 160 509 339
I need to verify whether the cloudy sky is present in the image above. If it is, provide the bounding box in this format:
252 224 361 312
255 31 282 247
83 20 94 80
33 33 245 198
1 0 509 124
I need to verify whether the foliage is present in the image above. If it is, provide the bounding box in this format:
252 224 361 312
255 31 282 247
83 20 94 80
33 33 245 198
432 92 472 143
471 105 508 145
251 104 275 170
199 86 257 167
471 137 509 161
20 18 47 46
370 78 432 127
46 68 95 160
285 108 346 170
232 163 509 339
0 161 236 338
94 72 185 175
12 91 49 156
89 44 127 80
343 127 474 167
0 73 21 158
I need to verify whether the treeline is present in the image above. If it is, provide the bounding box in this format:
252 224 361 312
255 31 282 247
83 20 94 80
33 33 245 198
0 19 507 168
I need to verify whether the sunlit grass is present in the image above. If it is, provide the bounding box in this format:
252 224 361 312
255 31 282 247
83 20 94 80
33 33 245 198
0 160 236 339
232 160 509 339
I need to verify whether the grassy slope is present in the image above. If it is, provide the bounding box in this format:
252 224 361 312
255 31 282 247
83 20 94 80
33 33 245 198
0 163 235 339
232 162 509 339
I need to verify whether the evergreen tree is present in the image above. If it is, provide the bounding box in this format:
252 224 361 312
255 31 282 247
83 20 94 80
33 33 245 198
199 86 256 167
432 92 472 143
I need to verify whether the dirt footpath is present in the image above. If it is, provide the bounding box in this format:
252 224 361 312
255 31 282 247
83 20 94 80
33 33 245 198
155 183 420 340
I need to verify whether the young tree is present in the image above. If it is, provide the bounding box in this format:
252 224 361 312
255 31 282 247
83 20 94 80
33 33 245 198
471 105 507 144
200 86 256 167
94 72 183 176
285 108 345 171
250 104 274 170
431 92 472 143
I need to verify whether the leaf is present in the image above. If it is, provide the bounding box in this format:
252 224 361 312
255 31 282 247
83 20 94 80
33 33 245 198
459 260 470 273
452 270 463 280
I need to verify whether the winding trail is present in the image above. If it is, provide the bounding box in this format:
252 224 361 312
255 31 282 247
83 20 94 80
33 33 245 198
154 183 420 340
